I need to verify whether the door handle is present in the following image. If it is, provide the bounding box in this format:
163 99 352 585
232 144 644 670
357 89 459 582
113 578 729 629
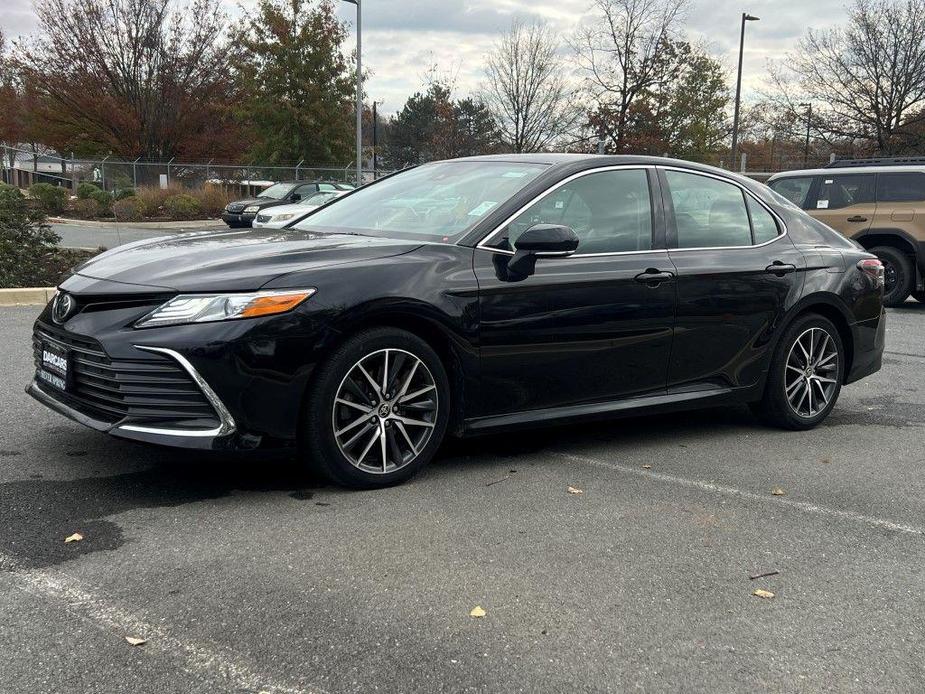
765 261 796 276
634 269 674 286
846 215 868 222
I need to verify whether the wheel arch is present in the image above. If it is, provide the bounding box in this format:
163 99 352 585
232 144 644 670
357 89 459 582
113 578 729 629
774 294 855 383
853 228 920 268
310 307 472 436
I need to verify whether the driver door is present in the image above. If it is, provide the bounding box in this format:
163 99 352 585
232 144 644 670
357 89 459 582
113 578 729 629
472 167 677 419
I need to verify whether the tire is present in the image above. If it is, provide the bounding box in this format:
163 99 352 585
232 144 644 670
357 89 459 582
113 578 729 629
302 327 450 488
751 313 844 430
870 245 914 307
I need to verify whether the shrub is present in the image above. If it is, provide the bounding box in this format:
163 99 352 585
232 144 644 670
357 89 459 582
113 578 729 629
70 198 101 219
76 182 101 199
28 182 69 214
112 196 147 222
0 186 62 288
164 193 202 220
87 188 113 215
192 185 234 216
136 184 184 217
112 187 136 201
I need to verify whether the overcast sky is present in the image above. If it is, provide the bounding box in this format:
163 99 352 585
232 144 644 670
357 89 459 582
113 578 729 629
1 0 845 113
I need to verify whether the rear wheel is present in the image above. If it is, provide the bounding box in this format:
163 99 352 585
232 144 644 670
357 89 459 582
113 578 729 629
302 327 450 488
752 313 844 430
870 245 914 307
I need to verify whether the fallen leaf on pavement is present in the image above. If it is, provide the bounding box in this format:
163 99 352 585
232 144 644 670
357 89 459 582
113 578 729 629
125 636 147 646
64 533 83 543
469 606 486 618
641 464 652 470
567 486 583 495
752 589 775 599
771 488 786 496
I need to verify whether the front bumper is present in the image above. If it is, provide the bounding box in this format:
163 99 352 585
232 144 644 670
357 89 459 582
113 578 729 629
221 211 256 227
28 286 337 451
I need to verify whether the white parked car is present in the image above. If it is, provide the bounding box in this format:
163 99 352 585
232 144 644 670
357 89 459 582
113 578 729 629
252 191 347 229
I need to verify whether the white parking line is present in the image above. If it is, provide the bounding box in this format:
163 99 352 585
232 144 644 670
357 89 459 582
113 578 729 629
554 451 925 537
0 552 317 694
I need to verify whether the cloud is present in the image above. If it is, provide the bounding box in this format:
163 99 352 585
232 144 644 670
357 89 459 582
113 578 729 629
1 0 843 112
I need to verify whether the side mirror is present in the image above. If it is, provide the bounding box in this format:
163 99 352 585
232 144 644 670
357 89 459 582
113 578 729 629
508 224 579 277
290 193 302 201
513 223 580 255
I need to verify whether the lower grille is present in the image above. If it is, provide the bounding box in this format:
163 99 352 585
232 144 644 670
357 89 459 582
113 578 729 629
33 322 219 427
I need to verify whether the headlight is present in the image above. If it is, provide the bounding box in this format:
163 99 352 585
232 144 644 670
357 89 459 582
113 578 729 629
135 289 316 328
272 213 295 222
244 205 260 213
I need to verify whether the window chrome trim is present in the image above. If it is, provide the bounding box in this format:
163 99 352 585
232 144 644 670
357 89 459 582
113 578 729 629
117 345 237 438
475 164 658 257
658 166 789 251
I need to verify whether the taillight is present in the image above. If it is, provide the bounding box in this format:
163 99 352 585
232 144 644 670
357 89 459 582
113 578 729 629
857 258 885 288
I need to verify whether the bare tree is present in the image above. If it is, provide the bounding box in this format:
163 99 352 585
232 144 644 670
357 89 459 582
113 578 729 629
572 0 689 150
781 0 925 153
483 18 579 152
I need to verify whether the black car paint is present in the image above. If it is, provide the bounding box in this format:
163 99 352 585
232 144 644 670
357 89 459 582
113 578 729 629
28 155 885 452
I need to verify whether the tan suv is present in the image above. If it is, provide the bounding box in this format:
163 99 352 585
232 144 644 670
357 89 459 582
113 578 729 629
768 160 925 306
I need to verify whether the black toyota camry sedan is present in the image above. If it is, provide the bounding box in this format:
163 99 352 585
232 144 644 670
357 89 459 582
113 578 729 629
28 154 885 488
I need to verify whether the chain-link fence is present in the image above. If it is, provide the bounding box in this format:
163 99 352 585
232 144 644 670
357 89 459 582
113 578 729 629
0 144 851 193
1 146 389 195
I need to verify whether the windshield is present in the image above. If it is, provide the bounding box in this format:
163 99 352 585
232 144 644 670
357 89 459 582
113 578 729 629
290 161 548 241
257 183 296 199
300 191 340 206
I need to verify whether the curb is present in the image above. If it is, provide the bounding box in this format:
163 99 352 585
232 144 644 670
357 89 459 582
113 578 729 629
0 287 56 306
48 217 224 230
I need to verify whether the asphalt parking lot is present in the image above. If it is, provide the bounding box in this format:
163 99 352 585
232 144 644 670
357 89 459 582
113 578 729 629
1 303 923 693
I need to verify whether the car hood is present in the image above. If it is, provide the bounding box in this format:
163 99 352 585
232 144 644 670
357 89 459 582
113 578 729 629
258 202 316 217
72 228 424 292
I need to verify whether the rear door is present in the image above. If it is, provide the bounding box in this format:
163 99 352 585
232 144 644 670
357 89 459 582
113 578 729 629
660 167 805 392
809 173 876 238
870 171 925 232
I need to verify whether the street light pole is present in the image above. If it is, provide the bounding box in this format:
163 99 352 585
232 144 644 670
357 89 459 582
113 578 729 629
730 12 759 168
342 0 362 185
801 102 813 166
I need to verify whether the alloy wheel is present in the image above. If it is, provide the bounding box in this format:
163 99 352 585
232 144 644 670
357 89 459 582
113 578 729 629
784 327 839 418
331 348 438 474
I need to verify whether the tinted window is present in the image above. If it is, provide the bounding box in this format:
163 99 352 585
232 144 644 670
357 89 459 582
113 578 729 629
747 197 780 244
665 171 751 248
815 174 874 210
769 177 813 208
876 172 925 202
493 169 653 254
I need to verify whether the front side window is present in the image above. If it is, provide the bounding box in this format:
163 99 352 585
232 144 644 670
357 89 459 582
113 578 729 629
768 177 814 208
489 169 653 254
814 174 874 210
665 171 751 248
291 161 547 242
876 172 925 202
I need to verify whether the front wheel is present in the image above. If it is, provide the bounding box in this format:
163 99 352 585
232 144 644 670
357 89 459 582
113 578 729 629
302 327 450 488
752 314 844 430
870 245 914 307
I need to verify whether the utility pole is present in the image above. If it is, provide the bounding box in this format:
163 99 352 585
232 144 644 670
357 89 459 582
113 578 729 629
801 103 813 166
730 13 760 167
372 101 378 178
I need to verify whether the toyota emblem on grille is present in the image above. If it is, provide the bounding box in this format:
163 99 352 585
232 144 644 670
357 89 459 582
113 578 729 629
52 292 75 324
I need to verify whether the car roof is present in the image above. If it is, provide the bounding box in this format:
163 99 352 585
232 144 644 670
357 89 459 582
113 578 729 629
769 165 925 180
444 152 742 177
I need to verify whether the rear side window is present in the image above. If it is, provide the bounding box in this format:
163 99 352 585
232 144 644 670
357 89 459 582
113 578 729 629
747 197 780 244
876 172 925 202
664 171 751 248
815 174 874 210
768 177 813 208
